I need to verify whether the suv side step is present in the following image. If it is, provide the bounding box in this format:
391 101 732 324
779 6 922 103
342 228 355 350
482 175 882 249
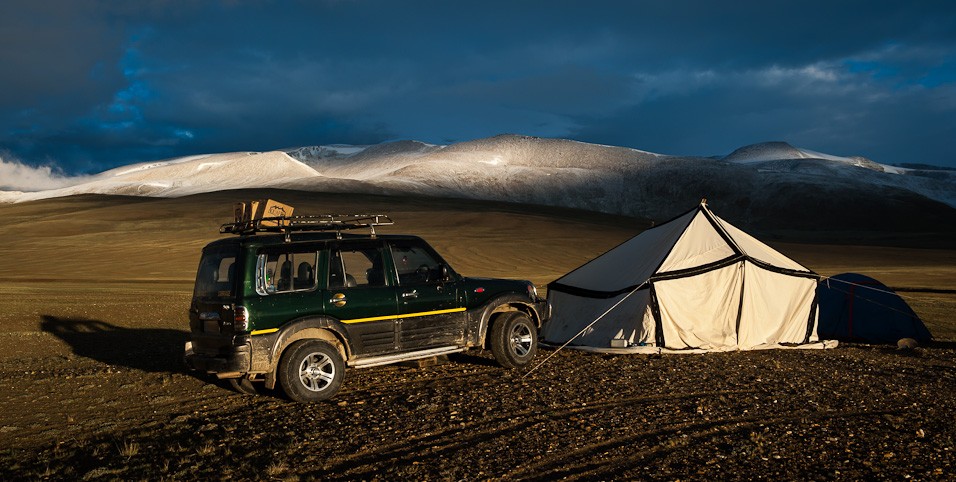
348 346 466 369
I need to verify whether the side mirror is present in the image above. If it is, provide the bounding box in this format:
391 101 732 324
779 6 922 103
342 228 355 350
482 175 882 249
440 264 450 281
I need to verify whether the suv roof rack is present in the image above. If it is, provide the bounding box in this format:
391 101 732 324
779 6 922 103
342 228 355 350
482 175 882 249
221 214 393 240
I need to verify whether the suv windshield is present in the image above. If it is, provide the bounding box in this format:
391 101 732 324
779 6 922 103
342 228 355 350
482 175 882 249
194 248 239 298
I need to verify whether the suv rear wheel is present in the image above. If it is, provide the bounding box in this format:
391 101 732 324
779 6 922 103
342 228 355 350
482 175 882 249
490 312 537 368
279 340 345 402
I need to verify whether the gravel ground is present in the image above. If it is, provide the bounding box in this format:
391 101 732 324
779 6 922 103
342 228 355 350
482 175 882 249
1 193 953 480
1 339 954 481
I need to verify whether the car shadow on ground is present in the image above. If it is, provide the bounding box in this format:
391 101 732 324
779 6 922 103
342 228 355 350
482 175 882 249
40 315 190 374
447 351 501 367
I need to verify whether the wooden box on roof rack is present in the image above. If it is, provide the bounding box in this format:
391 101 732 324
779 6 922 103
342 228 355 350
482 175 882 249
233 199 294 227
255 199 294 227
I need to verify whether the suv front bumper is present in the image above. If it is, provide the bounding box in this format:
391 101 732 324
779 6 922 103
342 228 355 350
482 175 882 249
534 298 550 323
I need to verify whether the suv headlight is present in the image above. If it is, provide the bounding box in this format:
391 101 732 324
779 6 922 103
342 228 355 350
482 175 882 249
527 283 538 300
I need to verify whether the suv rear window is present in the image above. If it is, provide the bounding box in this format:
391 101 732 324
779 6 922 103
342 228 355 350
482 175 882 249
194 248 239 298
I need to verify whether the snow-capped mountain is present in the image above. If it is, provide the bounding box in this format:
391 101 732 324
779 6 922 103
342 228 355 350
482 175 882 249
723 141 897 171
0 151 323 203
2 136 954 234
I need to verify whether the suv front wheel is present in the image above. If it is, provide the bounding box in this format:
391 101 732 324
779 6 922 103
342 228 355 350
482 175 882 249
490 312 538 368
279 340 345 402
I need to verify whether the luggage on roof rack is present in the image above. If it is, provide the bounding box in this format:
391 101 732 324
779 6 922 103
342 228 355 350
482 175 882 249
233 199 294 228
220 213 394 237
223 199 392 238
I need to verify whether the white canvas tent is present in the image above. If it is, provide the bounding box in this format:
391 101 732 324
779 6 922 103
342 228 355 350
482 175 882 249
542 200 836 353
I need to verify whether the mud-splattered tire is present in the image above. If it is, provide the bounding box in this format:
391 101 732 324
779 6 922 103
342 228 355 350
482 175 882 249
279 340 345 402
490 312 537 368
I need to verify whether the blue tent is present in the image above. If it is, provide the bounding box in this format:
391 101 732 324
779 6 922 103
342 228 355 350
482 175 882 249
816 273 932 344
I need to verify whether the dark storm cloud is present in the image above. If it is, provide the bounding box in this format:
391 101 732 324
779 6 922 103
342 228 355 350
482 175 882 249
1 0 955 174
571 61 956 157
1 2 123 110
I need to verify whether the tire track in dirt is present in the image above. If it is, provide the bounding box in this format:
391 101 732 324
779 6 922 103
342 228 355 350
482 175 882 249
339 364 500 398
507 407 906 481
309 389 757 479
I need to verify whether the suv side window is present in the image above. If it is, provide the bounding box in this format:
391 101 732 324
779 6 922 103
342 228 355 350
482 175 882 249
257 250 318 294
390 242 443 286
329 247 388 288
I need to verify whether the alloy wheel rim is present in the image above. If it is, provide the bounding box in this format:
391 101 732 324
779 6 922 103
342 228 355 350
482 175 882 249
510 322 533 357
298 352 335 392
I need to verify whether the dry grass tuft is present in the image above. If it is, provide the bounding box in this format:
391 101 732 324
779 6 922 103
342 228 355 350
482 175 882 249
196 441 216 456
118 440 139 459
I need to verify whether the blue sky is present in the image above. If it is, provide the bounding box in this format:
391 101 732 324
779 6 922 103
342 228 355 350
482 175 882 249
2 0 955 175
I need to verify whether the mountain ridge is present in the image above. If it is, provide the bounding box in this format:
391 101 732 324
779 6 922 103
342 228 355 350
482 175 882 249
2 135 954 239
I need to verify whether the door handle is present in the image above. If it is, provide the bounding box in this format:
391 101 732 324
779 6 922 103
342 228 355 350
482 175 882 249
402 290 418 299
330 293 347 307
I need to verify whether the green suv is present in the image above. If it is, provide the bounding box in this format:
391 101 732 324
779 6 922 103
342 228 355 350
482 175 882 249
185 214 546 402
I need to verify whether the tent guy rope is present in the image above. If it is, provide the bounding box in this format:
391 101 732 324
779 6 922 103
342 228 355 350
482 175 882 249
522 282 645 379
